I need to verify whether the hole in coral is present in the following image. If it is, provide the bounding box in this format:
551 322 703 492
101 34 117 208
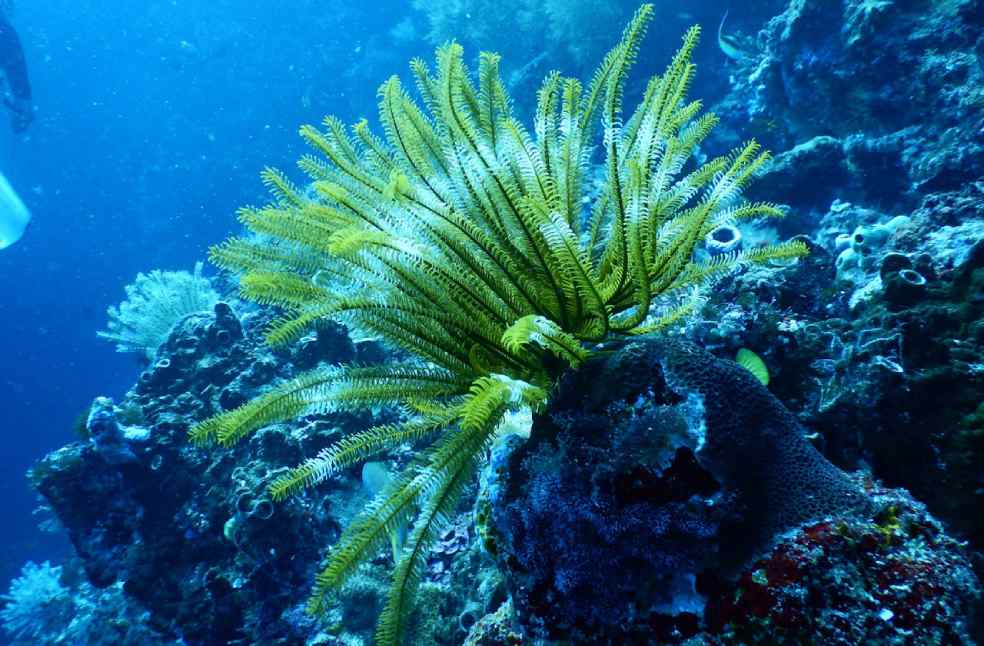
712 227 735 243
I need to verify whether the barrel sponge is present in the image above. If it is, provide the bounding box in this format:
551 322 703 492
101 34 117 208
655 339 869 536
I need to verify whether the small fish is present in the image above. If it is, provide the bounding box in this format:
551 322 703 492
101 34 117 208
362 461 407 561
736 348 770 386
0 171 31 249
717 10 757 62
362 461 392 497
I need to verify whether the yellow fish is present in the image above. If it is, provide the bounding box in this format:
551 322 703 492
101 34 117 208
736 348 770 386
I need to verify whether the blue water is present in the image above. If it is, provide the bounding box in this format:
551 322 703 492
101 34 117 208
0 0 784 596
0 0 420 592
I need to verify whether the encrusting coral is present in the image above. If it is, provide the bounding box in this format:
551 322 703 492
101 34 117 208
189 5 807 643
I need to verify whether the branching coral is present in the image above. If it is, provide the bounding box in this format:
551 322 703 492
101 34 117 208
191 5 805 643
98 262 220 360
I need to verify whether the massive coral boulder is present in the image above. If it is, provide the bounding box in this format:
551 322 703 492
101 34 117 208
484 337 980 642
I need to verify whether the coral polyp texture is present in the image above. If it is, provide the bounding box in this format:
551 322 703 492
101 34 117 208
189 4 806 642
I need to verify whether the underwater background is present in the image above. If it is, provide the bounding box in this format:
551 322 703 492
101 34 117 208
0 0 753 590
0 0 982 643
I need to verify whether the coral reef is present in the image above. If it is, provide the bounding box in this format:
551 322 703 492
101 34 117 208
690 184 984 550
16 0 984 643
483 338 979 642
694 7 984 613
32 304 356 642
702 484 980 645
190 9 806 643
718 0 984 212
29 301 497 644
685 184 984 641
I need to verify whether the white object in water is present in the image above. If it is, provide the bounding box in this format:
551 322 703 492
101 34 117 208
0 172 31 249
362 461 392 496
